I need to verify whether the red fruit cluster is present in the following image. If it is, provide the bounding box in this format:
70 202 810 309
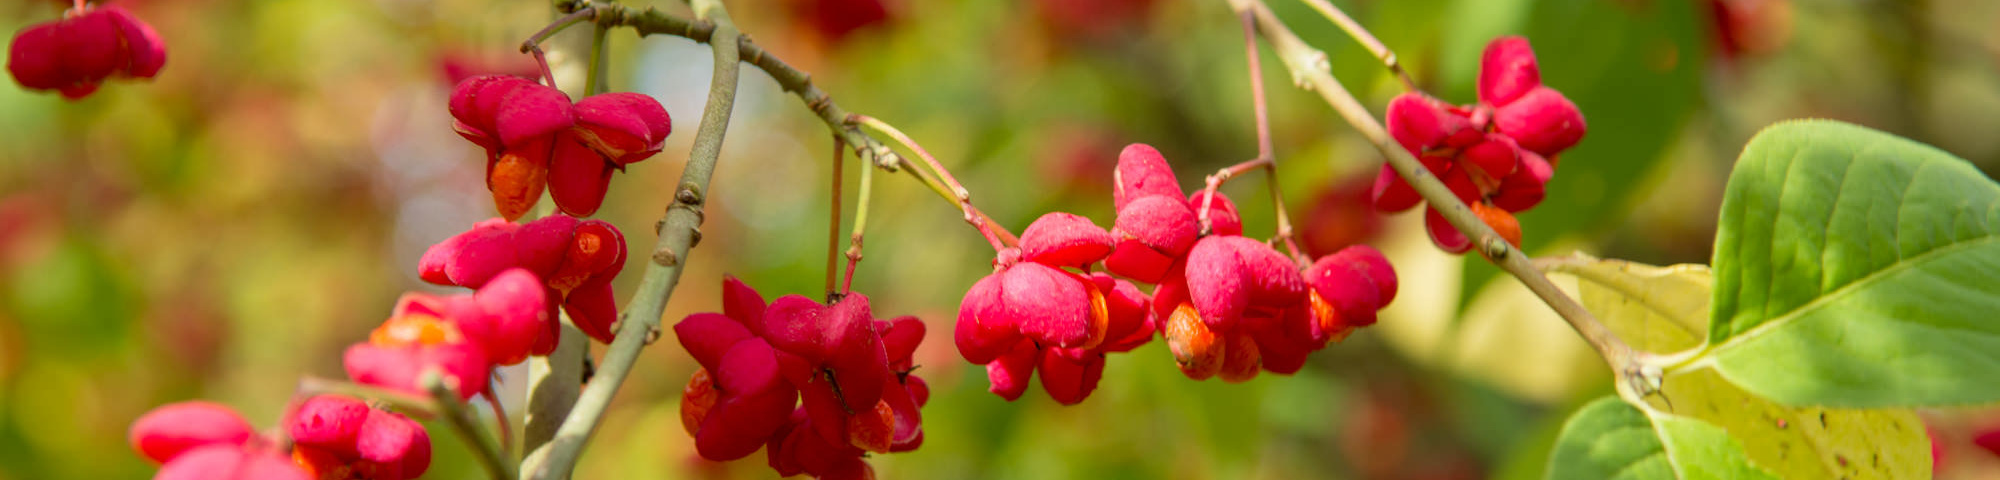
345 268 552 401
418 214 627 343
1113 145 1396 381
955 144 1399 403
449 75 672 220
957 213 1153 405
674 277 927 479
6 4 165 99
1372 36 1586 253
129 396 431 480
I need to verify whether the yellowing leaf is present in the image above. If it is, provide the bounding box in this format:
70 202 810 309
1541 254 1711 355
1654 369 1930 480
1542 255 1932 479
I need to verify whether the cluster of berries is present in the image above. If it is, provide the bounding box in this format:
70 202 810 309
956 144 1400 404
1371 36 1587 253
450 75 673 220
674 278 927 479
130 59 666 480
6 3 165 99
129 395 431 480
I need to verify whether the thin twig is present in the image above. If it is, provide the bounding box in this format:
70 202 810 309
1199 9 1306 262
1243 9 1275 163
853 114 1017 250
519 0 743 477
529 48 558 88
481 381 513 459
1294 0 1418 92
843 156 873 294
423 372 517 480
521 7 598 54
1196 157 1272 234
585 23 609 96
1229 0 1653 400
521 7 597 89
851 115 971 204
827 135 846 297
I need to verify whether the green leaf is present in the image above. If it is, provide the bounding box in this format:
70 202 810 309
1547 397 1778 480
1548 397 1674 480
1707 119 2000 407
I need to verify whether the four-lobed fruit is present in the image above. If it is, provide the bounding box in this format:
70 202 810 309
673 277 927 478
1373 36 1586 254
448 75 672 220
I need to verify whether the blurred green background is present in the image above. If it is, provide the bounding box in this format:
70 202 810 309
5 0 2000 478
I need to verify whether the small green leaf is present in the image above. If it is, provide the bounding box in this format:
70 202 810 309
1548 397 1779 480
1547 397 1675 480
1707 119 2000 407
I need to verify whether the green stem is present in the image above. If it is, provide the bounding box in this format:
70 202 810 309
518 0 742 477
826 135 846 297
521 8 597 54
585 24 609 96
852 114 1016 250
1293 0 1417 91
422 372 517 480
842 156 873 294
851 115 970 209
1231 0 1653 400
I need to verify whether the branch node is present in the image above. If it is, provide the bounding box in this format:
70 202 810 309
652 247 679 266
689 226 703 248
1625 363 1666 402
643 325 663 345
1481 236 1511 260
675 183 704 206
872 146 897 167
875 150 901 172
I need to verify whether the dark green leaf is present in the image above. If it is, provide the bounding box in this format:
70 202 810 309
1707 119 2000 407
